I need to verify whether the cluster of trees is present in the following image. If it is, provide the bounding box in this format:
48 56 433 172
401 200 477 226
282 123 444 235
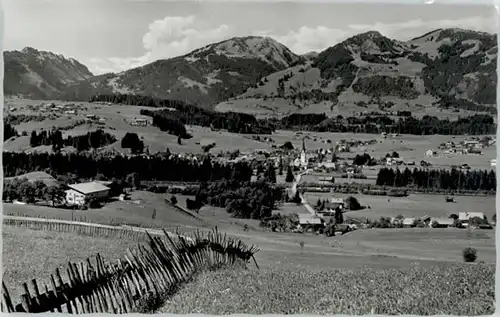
5 114 46 125
272 113 496 135
4 123 17 140
141 107 274 137
353 153 377 166
376 167 496 191
3 152 254 184
3 178 65 206
29 129 116 151
360 52 398 65
89 94 187 108
437 97 496 114
121 132 145 154
254 163 278 183
352 76 420 99
280 113 327 129
189 179 285 219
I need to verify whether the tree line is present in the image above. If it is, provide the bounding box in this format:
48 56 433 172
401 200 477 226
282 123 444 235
192 179 285 219
274 113 495 135
4 123 17 140
90 93 495 136
3 177 65 206
29 129 117 151
376 167 496 191
3 152 254 184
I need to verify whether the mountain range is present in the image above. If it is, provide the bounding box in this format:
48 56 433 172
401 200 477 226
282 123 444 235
4 28 497 115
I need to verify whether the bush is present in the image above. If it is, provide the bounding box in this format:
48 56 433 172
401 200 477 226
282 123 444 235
344 196 362 211
285 166 295 183
170 195 178 205
324 224 336 237
463 247 477 263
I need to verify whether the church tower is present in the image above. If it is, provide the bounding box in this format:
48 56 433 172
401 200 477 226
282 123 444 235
300 137 307 168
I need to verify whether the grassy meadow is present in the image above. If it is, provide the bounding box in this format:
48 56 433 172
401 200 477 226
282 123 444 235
304 192 496 221
159 263 495 315
3 191 205 231
2 224 143 302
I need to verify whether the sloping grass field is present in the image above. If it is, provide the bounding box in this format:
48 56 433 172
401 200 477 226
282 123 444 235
3 191 205 231
2 224 143 302
159 263 495 315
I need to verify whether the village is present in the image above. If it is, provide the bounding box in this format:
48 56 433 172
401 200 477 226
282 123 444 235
4 130 495 239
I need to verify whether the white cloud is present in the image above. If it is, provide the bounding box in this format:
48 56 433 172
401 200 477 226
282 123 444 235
348 15 497 40
266 15 496 55
89 15 230 74
271 26 350 55
89 14 496 74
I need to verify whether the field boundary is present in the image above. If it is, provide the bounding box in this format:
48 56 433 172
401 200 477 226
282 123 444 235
2 215 193 242
298 183 496 197
1 227 259 314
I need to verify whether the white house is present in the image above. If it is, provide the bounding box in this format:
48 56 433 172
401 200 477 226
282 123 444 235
65 182 111 206
298 214 323 227
491 159 496 167
317 162 336 170
132 118 149 126
431 218 455 228
464 139 479 146
425 149 436 157
402 218 416 227
458 212 486 223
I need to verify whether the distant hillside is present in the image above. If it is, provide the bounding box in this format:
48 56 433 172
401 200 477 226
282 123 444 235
58 36 303 108
4 47 94 99
5 28 496 116
216 28 497 116
302 51 319 60
4 171 59 187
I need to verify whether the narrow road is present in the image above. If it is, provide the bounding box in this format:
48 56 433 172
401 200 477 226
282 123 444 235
3 215 194 242
300 193 316 216
290 169 310 197
289 169 316 216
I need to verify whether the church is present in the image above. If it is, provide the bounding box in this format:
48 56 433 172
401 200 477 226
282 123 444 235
290 138 309 170
299 138 308 170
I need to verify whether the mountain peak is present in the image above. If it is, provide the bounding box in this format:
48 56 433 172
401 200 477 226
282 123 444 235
4 47 94 99
185 35 300 69
22 46 39 54
346 30 385 42
359 30 384 38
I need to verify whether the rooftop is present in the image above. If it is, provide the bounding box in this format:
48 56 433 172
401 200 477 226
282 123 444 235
458 212 485 220
402 218 416 225
432 218 455 225
67 182 110 194
298 214 323 225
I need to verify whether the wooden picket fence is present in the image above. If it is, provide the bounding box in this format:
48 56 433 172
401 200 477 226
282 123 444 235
3 216 151 241
2 228 259 314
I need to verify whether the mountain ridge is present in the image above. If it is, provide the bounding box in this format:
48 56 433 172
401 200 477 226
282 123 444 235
4 28 497 115
216 28 497 117
4 47 94 99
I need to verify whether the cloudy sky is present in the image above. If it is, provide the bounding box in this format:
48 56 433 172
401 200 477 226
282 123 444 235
2 0 497 74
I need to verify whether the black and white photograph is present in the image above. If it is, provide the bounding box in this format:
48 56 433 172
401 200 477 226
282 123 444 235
1 0 497 315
